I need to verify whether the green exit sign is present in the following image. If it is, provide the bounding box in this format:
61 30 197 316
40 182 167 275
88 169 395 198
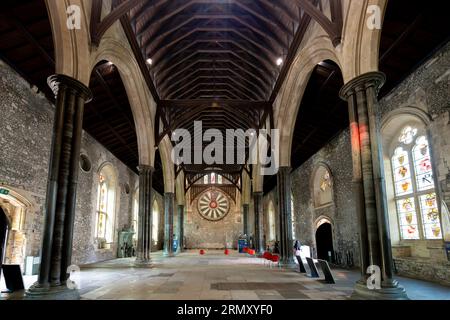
0 188 9 195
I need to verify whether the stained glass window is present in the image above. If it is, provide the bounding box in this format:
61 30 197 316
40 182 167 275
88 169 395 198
217 175 223 184
320 171 331 192
132 191 139 240
398 126 418 145
391 128 442 240
203 175 209 184
152 201 159 243
96 174 108 239
211 172 216 184
95 166 116 244
291 193 296 240
268 201 276 241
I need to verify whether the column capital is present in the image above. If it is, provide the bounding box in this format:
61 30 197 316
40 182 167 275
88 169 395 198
339 71 386 100
137 165 155 174
47 74 93 102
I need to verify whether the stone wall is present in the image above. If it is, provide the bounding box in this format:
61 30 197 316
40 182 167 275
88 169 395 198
0 59 163 266
263 40 450 283
185 189 242 249
264 129 360 267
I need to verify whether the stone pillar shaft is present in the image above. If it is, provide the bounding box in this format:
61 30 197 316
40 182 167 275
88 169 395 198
37 74 92 288
178 205 184 252
253 193 264 253
277 167 293 264
242 204 249 237
340 72 406 298
136 165 154 263
347 93 370 277
164 193 175 256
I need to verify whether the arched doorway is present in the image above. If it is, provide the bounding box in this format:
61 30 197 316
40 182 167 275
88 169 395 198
315 222 334 262
0 207 8 266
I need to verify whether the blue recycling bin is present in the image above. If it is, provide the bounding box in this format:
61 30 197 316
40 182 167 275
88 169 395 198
238 239 247 253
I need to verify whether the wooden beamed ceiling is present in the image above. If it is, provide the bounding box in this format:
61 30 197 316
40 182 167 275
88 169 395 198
128 0 338 101
4 1 447 195
124 0 343 178
0 0 167 193
262 0 450 193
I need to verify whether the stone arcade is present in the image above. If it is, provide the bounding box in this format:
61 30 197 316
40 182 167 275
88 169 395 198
0 0 449 301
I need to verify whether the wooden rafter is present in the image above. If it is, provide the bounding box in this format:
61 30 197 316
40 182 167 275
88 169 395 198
91 0 145 46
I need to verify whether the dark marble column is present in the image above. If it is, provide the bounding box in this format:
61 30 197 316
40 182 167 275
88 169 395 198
136 165 154 264
164 192 175 257
242 204 249 237
277 167 294 265
177 204 184 252
29 74 92 295
340 72 407 299
253 192 264 253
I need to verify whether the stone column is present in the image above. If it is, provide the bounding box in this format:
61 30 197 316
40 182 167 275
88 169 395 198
340 72 407 299
164 192 175 257
136 165 154 264
253 192 264 253
277 167 294 265
242 204 249 237
29 74 92 295
177 205 184 252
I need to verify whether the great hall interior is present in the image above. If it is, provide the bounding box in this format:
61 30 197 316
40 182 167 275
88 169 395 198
0 0 449 301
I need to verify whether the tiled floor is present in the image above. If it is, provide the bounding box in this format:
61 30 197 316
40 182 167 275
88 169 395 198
1 250 450 300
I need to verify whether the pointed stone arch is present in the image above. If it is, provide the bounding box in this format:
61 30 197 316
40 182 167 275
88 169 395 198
275 37 341 167
340 0 388 82
45 0 91 85
90 38 156 167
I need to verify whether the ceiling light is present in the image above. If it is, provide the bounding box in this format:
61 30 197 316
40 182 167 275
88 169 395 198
146 58 153 65
276 58 283 66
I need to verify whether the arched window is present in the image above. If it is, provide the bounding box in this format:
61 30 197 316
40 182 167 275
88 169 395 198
312 165 333 208
152 200 159 244
291 193 296 240
268 201 276 241
390 126 442 240
132 189 139 240
96 164 116 244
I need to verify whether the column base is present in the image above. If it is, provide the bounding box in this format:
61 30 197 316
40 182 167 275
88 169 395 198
134 258 153 267
280 256 296 268
163 252 175 257
351 280 409 300
26 282 80 300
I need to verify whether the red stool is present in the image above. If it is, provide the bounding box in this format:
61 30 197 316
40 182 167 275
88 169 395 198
199 249 205 255
263 252 272 266
270 255 280 269
224 249 230 255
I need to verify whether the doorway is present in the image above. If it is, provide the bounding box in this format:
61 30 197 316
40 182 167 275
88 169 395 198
1 207 8 278
315 222 334 262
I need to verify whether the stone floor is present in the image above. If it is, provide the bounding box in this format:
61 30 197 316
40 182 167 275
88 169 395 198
1 250 450 300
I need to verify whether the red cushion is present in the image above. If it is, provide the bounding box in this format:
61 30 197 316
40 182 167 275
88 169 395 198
271 255 280 262
224 249 230 255
199 249 205 255
263 252 272 260
243 247 248 253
